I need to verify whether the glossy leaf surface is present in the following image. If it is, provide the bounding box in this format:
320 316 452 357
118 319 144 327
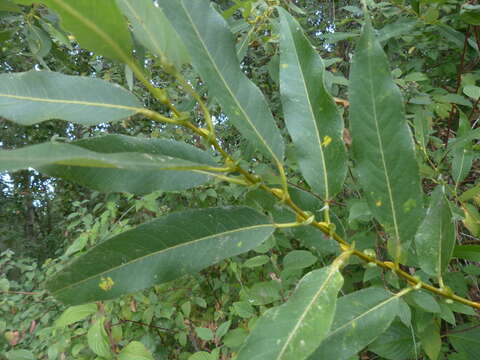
349 18 423 262
278 8 346 200
310 288 400 360
237 265 343 360
415 187 455 278
1 135 216 194
0 71 142 126
46 207 275 304
116 0 189 67
15 0 132 62
158 0 284 163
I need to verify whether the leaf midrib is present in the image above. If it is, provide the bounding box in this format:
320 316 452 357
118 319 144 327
0 93 142 112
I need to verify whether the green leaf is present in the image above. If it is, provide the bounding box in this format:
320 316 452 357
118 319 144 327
243 255 270 268
278 8 347 200
158 0 284 164
415 187 455 278
459 184 480 202
449 323 480 357
0 71 142 126
24 24 52 58
453 245 480 262
17 0 132 62
0 278 9 291
377 17 418 43
46 207 274 305
1 134 216 194
283 250 317 270
87 317 111 358
55 303 97 327
188 352 215 360
369 321 418 360
405 290 440 313
310 288 400 360
463 85 480 100
4 350 35 360
461 204 480 237
237 266 343 360
216 320 231 339
349 16 423 262
416 312 441 360
195 327 214 341
460 4 480 25
0 0 22 12
118 341 154 360
115 0 189 67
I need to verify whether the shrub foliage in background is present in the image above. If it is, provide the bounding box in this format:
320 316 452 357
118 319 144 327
1 0 480 359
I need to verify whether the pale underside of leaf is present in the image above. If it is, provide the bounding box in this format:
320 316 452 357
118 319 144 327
0 71 143 126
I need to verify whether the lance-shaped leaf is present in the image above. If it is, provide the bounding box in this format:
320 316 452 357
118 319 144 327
237 265 343 360
157 0 284 164
415 187 455 278
1 135 216 194
349 17 423 262
116 0 189 68
0 72 142 126
309 288 400 360
46 207 275 305
278 8 346 200
15 0 132 62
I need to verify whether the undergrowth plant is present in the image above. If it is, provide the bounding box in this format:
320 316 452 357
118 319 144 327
1 0 480 359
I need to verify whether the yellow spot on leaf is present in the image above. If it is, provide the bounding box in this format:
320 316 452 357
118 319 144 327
321 135 332 147
280 63 288 68
375 200 382 207
99 277 114 291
